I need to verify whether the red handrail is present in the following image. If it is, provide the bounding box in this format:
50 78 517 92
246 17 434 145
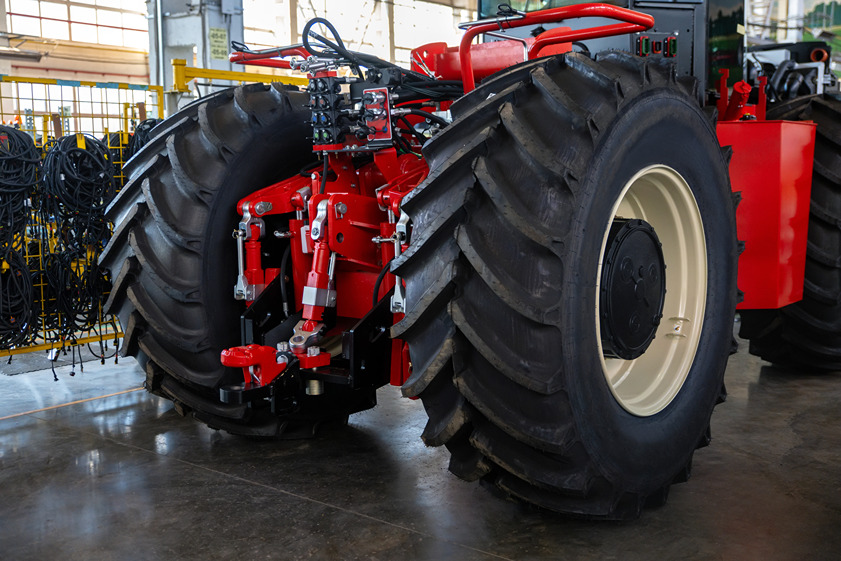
458 4 655 92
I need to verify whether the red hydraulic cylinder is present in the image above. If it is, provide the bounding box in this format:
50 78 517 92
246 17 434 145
244 223 264 290
302 239 332 323
722 81 752 121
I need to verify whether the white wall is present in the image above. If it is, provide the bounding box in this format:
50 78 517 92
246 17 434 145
243 0 475 66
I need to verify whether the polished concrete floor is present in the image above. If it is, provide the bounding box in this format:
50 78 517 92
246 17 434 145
1 328 840 561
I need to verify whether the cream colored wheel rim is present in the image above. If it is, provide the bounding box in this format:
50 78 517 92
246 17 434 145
595 165 707 417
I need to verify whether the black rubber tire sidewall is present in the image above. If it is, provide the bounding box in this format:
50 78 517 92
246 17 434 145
201 90 311 388
565 90 736 492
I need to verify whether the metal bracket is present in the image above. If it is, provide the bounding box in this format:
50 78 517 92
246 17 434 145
302 286 337 307
292 55 342 73
238 201 265 240
457 10 526 31
234 201 266 301
311 199 329 240
391 210 410 314
301 250 338 307
233 229 250 301
395 210 410 243
289 320 324 351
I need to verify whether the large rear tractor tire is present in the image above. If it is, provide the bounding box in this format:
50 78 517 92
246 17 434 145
739 95 841 371
394 52 738 519
100 83 332 436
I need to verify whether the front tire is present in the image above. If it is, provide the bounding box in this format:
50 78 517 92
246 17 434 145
394 52 738 519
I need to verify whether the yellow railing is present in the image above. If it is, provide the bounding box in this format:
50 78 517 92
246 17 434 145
169 58 308 93
0 329 122 357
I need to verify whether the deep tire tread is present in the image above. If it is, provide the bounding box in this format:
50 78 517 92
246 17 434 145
401 52 728 519
101 83 314 434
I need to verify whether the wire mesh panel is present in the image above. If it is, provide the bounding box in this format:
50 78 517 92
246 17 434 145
0 75 164 359
0 77 163 187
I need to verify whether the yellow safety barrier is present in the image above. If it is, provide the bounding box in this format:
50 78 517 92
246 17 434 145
170 58 309 93
0 328 122 357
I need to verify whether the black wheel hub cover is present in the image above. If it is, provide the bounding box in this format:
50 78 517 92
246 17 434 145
599 218 666 360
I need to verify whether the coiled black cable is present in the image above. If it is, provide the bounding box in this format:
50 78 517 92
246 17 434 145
0 127 40 348
29 238 59 335
101 131 128 188
43 249 109 336
0 249 34 348
42 134 115 250
37 134 115 342
0 126 40 249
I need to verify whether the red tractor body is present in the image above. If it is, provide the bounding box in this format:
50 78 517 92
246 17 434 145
720 118 815 308
223 3 819 393
101 1 841 519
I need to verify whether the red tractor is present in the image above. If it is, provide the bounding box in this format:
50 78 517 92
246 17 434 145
100 1 841 519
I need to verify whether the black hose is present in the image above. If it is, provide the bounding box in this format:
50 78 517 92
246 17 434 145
392 130 419 156
768 59 796 102
279 244 291 316
38 134 115 341
372 258 393 307
0 249 34 348
319 156 329 194
101 131 128 188
299 160 323 177
400 108 449 127
301 17 432 82
397 116 427 144
41 134 115 250
43 249 109 336
0 126 40 249
302 17 363 77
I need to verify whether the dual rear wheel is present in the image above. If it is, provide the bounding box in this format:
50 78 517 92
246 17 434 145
103 54 744 519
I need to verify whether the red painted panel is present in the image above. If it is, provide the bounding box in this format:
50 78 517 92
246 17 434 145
336 269 378 319
717 120 816 309
411 36 571 83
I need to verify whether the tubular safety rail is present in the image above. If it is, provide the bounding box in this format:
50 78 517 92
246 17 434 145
457 4 655 91
225 4 655 94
